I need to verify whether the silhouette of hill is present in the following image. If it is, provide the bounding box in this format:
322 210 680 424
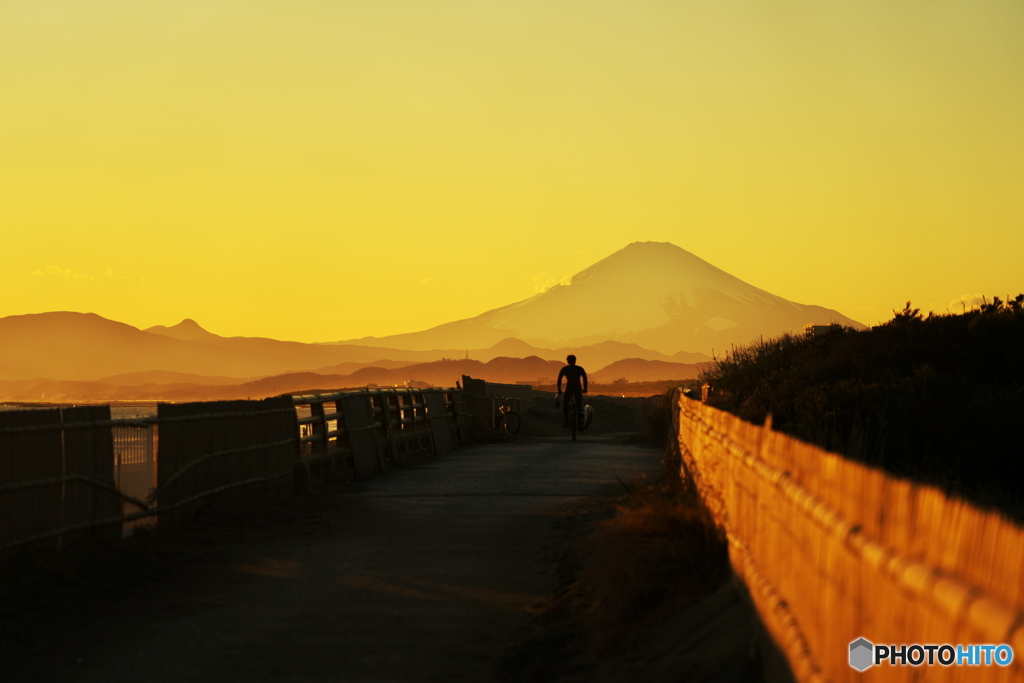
319 338 710 369
143 318 221 343
2 243 853 390
546 340 711 368
0 310 703 387
0 352 680 402
591 358 704 383
95 371 246 386
0 313 430 382
142 318 405 367
0 313 238 382
309 360 416 375
479 356 564 383
332 356 563 388
671 350 714 364
345 242 863 355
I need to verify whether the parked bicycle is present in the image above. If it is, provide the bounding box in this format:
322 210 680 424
491 396 521 437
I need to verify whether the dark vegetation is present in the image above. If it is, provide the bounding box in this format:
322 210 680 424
500 477 762 683
699 296 1024 518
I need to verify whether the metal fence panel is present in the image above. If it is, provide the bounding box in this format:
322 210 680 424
156 397 298 531
113 421 157 534
0 409 63 551
60 406 120 545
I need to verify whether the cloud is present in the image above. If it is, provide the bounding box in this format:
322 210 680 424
948 293 985 312
31 265 97 280
420 276 435 285
103 267 133 281
531 273 554 292
31 265 152 283
102 266 152 282
532 272 572 293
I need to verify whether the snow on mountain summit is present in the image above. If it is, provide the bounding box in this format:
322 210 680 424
483 241 807 349
564 241 779 307
353 242 863 355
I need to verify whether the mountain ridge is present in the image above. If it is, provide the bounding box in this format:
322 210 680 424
0 310 713 383
342 241 863 354
0 242 860 390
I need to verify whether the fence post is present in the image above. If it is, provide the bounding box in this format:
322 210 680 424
309 400 329 454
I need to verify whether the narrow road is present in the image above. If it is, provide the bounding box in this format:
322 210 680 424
7 436 663 682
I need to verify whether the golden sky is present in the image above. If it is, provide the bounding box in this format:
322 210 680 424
2 1 1022 343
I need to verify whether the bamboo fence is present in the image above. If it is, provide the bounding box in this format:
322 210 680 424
675 394 1024 682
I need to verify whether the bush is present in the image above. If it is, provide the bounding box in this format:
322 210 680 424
699 296 1024 518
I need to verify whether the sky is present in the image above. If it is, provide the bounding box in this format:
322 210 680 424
2 1 1022 343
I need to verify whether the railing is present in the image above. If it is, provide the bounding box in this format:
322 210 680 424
112 419 158 534
0 398 300 552
460 375 533 438
0 387 474 556
0 406 123 552
673 391 1024 683
292 388 469 485
154 398 299 529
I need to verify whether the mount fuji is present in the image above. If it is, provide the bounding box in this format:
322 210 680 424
347 241 863 355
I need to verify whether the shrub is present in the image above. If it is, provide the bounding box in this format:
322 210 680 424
698 297 1024 518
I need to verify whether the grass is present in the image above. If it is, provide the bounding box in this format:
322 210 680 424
499 463 737 683
570 483 729 654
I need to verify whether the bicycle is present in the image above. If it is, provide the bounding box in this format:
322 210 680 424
567 393 578 441
491 396 521 438
560 392 588 441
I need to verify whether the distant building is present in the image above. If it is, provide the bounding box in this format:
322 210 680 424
804 323 843 339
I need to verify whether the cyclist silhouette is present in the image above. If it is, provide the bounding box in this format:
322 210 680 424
557 354 588 428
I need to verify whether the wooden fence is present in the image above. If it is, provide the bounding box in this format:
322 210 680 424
674 392 1024 682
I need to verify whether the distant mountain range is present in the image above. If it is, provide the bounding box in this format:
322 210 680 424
0 312 706 381
0 242 862 401
0 313 706 400
342 241 863 354
0 355 704 402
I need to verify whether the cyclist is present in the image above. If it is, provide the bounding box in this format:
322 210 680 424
557 354 588 428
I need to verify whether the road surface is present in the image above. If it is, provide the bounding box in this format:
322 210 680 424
4 436 679 682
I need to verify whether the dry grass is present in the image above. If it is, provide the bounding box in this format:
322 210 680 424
499 480 739 682
570 484 729 655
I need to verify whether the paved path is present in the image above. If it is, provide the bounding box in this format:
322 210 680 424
11 437 663 682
